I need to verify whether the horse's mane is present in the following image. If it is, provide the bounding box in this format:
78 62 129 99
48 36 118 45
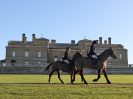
98 48 110 58
72 49 111 62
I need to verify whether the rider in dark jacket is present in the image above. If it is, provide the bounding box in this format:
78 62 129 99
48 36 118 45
62 47 70 63
87 40 98 64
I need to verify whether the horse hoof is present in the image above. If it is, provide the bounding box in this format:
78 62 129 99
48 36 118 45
93 79 98 82
85 82 88 85
71 82 74 84
71 80 75 83
61 82 65 84
84 82 88 84
108 82 111 84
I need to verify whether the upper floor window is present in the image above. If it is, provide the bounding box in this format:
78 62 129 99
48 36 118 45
12 51 16 57
37 52 42 58
25 51 29 58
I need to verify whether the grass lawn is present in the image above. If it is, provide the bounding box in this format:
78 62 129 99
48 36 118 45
0 74 133 99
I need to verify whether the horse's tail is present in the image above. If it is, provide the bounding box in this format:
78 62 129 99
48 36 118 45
45 63 53 71
42 63 53 74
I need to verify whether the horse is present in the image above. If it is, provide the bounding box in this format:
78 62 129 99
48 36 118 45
71 47 116 84
43 60 75 84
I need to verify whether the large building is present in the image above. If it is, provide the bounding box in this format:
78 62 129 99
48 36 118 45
5 34 128 68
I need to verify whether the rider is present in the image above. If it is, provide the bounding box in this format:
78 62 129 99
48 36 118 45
87 40 98 65
62 47 71 63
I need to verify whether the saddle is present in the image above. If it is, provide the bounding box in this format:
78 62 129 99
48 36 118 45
63 60 69 64
88 55 98 69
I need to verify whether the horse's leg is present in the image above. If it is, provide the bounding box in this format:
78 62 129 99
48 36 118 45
79 70 88 84
102 68 111 84
71 70 78 83
71 70 83 84
93 69 101 82
70 70 74 84
57 70 64 84
48 70 55 83
79 70 84 82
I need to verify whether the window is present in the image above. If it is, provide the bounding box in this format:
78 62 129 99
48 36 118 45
108 63 112 67
119 54 122 59
37 52 42 58
24 61 28 66
38 62 41 64
10 60 16 66
12 51 16 57
25 51 29 58
54 56 58 62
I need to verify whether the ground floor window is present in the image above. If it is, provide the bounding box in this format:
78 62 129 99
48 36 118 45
24 61 29 66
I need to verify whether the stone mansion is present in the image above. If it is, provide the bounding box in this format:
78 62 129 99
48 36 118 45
5 34 128 68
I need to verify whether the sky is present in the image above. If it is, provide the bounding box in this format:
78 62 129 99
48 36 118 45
0 0 132 64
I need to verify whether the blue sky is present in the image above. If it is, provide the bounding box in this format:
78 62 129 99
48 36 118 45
0 0 132 64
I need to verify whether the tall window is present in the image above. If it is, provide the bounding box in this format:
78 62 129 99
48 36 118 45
119 54 122 59
12 51 16 57
37 52 42 58
54 56 58 62
25 51 29 58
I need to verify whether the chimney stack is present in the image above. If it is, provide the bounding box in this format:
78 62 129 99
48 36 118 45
104 40 107 44
71 40 75 44
99 37 102 44
32 34 36 43
108 37 111 45
22 34 26 44
51 39 56 43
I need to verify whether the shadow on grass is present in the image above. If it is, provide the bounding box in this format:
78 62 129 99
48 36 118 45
0 83 133 86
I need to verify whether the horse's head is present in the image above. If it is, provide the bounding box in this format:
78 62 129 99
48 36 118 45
108 47 117 59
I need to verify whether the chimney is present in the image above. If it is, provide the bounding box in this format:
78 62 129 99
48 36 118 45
104 40 107 44
32 34 36 43
99 37 102 44
22 34 26 44
108 37 111 45
71 40 75 44
51 39 56 43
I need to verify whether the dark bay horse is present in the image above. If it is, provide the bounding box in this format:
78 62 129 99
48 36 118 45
44 60 74 84
71 47 116 84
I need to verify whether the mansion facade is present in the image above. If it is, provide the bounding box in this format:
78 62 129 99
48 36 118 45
5 34 128 68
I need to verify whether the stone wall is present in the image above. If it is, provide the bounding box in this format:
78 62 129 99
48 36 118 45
0 66 133 74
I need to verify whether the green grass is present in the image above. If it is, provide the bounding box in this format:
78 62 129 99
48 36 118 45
0 74 133 99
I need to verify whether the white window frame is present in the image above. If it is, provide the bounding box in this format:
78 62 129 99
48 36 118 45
12 51 16 57
54 56 58 62
24 61 29 66
38 62 41 64
25 51 29 58
119 54 122 59
37 52 42 58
